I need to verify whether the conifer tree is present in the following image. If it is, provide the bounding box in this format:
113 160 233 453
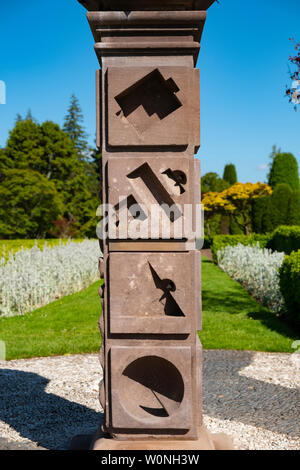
63 94 89 160
25 109 36 122
223 164 237 186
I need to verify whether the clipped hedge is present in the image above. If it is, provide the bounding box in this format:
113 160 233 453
279 250 300 326
211 234 271 263
267 226 300 255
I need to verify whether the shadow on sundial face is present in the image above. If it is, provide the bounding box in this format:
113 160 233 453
120 356 184 419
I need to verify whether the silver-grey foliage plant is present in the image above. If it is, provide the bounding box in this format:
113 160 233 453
0 240 100 317
217 244 285 313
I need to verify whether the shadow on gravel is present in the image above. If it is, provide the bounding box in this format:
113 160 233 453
0 369 100 450
0 352 298 449
203 350 300 439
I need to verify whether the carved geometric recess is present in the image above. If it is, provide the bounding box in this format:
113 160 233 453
127 163 182 222
107 156 198 240
107 67 199 148
115 69 182 134
109 346 193 431
121 356 184 419
108 251 198 335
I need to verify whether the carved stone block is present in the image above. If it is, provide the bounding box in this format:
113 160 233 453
108 252 199 335
109 346 193 431
107 155 199 240
106 67 200 149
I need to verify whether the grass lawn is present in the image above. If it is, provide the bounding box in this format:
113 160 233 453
0 281 102 360
0 257 297 360
198 258 298 352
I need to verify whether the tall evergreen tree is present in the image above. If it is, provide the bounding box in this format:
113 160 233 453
63 94 89 160
25 109 36 122
223 164 237 186
15 113 23 123
268 152 300 191
2 120 44 171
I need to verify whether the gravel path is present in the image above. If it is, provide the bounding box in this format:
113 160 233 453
0 350 299 450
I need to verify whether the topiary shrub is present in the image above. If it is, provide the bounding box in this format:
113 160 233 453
268 152 300 191
267 226 300 254
223 164 237 186
251 196 270 233
279 250 300 326
269 183 293 230
211 233 272 263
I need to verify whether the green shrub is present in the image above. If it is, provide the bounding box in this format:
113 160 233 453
268 152 300 191
223 163 237 186
211 234 271 263
288 190 300 225
229 214 244 235
201 172 229 194
267 226 300 254
204 213 222 237
279 251 300 326
252 187 300 234
262 197 276 234
251 196 270 233
269 184 293 230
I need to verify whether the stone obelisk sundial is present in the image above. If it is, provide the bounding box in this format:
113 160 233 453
76 0 232 450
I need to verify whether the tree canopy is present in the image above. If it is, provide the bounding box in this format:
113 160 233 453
201 172 230 195
0 169 63 239
202 182 272 235
0 117 100 239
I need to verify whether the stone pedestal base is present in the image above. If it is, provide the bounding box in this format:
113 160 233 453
70 426 234 451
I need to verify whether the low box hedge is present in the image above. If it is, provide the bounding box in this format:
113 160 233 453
267 226 300 255
279 250 300 326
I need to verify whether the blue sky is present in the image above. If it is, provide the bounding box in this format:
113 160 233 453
0 0 299 183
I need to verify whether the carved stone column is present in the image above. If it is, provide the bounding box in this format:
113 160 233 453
77 0 232 450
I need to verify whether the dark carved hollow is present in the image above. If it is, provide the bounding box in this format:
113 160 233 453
120 356 185 419
115 69 182 130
